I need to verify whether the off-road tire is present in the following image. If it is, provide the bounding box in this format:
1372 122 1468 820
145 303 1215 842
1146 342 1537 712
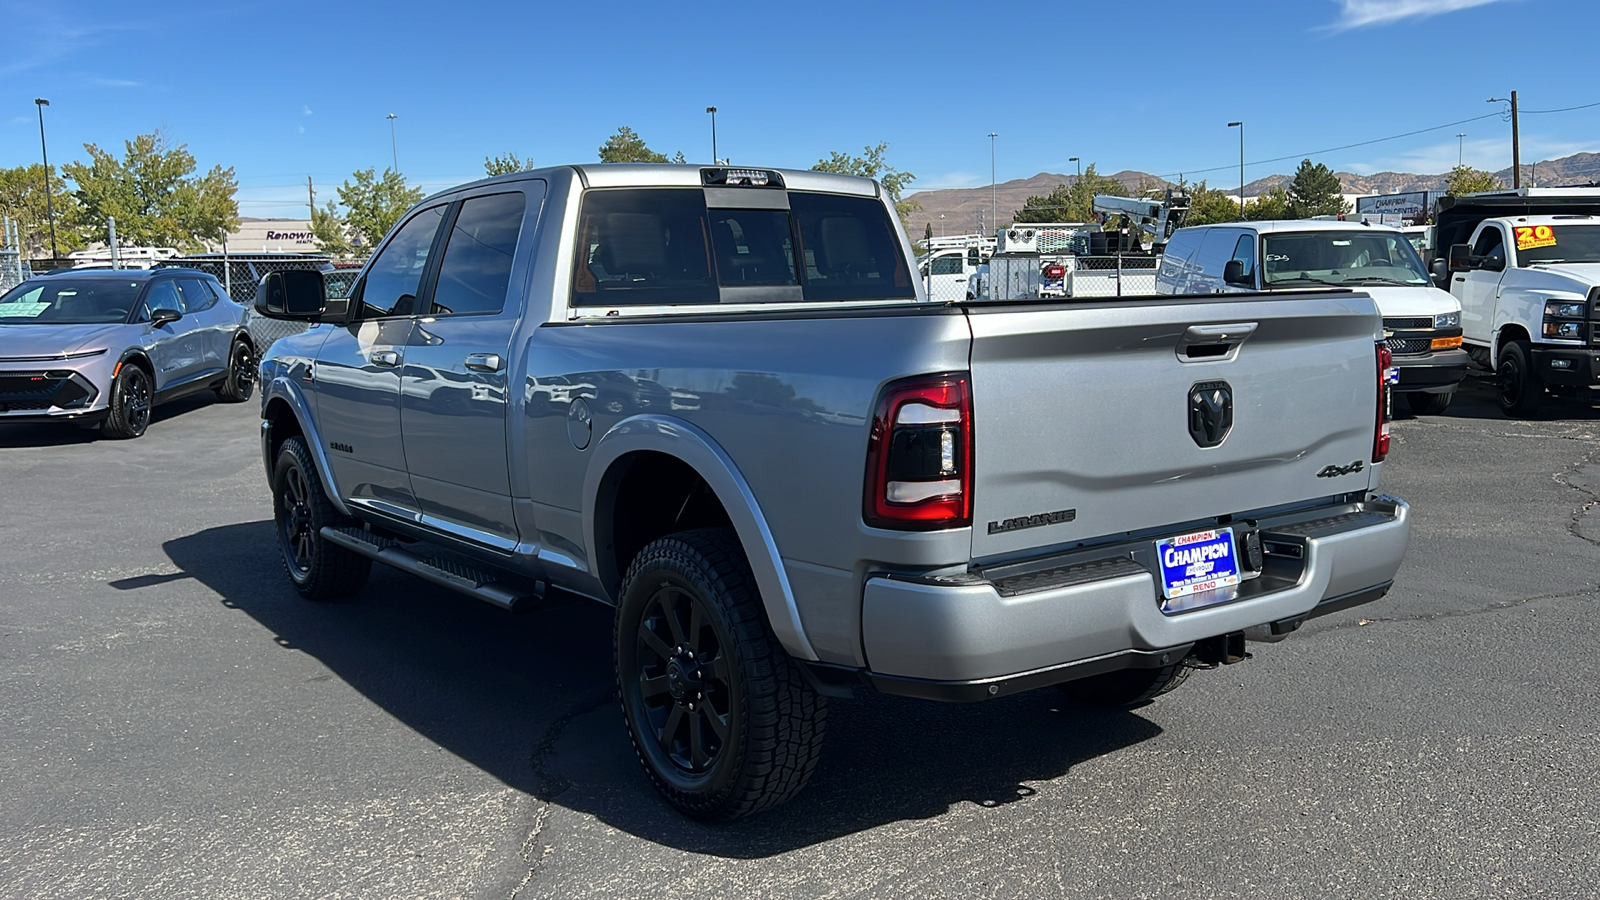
100 363 152 439
1406 390 1454 416
1498 340 1544 418
216 339 255 403
273 436 371 600
1057 656 1192 708
616 528 826 821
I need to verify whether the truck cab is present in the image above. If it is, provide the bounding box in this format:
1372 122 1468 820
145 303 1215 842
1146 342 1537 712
1436 190 1600 416
1158 221 1467 415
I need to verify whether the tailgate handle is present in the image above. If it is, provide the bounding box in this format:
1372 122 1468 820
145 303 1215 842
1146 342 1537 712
1178 322 1257 362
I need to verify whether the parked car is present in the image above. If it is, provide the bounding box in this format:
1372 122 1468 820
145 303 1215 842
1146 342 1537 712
254 164 1409 820
156 252 335 303
1158 220 1467 415
0 269 255 438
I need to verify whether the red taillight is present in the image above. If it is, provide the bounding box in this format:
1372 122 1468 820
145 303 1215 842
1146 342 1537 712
1044 264 1066 279
1374 343 1393 462
864 373 973 530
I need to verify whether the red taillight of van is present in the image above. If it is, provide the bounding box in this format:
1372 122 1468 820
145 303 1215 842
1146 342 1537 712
863 373 973 530
1374 343 1394 462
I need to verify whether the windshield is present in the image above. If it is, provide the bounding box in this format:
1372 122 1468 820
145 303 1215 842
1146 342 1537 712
0 279 143 324
1262 231 1430 287
1514 224 1600 264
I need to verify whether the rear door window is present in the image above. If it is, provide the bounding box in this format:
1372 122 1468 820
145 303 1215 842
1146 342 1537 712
175 278 218 313
571 188 913 306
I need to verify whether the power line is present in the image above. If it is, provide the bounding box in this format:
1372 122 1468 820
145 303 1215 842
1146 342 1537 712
1523 99 1600 115
1155 111 1508 181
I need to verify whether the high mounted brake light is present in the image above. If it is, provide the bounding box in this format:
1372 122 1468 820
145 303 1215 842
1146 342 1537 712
1374 343 1394 462
864 373 973 530
700 167 785 188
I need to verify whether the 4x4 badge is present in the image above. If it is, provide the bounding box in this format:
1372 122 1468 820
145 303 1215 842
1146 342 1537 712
1316 460 1365 478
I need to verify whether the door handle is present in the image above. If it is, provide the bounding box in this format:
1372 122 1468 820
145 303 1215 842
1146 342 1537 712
370 349 400 368
464 353 504 372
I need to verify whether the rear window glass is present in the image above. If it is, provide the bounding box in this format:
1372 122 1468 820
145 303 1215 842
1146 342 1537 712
572 188 913 306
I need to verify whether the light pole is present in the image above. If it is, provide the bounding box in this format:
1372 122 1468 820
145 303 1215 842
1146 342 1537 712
938 213 945 237
988 132 998 235
1069 156 1080 181
706 107 718 164
1487 93 1520 188
1456 132 1466 168
1228 121 1244 217
35 98 59 262
386 113 399 172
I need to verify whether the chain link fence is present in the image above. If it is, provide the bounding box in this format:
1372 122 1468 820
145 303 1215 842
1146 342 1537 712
156 253 365 351
1 218 33 293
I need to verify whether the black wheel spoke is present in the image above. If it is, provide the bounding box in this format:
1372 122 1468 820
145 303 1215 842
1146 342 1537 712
663 592 688 645
703 706 728 741
639 673 670 699
708 653 730 681
689 714 711 768
639 625 673 662
689 602 706 646
660 704 685 746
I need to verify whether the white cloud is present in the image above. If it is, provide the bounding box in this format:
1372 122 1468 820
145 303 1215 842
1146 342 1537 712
1326 0 1509 30
1347 136 1600 177
303 106 313 116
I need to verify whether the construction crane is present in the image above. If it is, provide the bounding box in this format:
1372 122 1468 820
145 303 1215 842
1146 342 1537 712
1091 188 1192 251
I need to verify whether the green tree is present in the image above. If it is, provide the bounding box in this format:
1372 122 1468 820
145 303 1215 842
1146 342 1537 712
313 168 424 255
1183 180 1243 226
62 130 238 251
1284 159 1349 218
1445 165 1503 196
812 143 921 223
0 164 85 257
923 222 934 243
1244 185 1290 220
599 126 670 163
484 152 531 176
1011 163 1127 223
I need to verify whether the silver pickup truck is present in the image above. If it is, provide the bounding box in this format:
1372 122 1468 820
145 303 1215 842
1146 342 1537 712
254 164 1410 820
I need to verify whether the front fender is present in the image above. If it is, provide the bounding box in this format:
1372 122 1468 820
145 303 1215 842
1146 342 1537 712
259 370 349 518
583 415 820 662
1491 285 1587 366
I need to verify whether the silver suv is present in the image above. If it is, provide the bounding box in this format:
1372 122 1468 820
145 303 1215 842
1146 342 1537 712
0 269 256 438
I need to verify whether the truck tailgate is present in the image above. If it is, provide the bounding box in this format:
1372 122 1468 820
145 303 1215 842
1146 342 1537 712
965 293 1383 561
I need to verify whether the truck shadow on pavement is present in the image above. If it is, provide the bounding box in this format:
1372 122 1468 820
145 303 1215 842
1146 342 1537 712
163 521 1163 857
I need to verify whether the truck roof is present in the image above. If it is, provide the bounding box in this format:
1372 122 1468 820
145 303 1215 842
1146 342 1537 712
418 164 881 208
1183 219 1404 235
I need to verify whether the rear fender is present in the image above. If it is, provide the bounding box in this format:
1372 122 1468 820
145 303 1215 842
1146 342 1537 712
583 415 819 662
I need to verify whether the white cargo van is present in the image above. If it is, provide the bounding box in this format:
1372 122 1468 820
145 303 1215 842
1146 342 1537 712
1158 221 1467 414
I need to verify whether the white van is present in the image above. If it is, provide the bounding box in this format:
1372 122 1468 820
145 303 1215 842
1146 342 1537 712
1158 220 1467 414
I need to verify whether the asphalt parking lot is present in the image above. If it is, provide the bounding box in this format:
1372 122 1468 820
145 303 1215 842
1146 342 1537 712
3 374 1598 899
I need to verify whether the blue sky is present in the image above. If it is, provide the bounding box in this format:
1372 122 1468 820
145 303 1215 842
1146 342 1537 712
6 0 1597 218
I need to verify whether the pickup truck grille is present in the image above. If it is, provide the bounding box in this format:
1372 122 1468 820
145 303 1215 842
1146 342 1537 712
1386 337 1432 355
1383 317 1434 330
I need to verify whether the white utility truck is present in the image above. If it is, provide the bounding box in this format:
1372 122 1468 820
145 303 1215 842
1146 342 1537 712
1436 188 1600 416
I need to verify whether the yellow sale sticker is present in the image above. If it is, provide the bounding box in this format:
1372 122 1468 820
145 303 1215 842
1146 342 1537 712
1515 225 1557 251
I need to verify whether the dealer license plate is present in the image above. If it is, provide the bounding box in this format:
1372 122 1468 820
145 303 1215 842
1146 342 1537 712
1155 527 1241 604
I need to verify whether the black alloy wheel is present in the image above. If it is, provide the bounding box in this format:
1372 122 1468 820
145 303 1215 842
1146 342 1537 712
635 581 733 775
217 340 255 403
101 364 152 439
1497 340 1544 418
616 529 826 820
272 436 371 600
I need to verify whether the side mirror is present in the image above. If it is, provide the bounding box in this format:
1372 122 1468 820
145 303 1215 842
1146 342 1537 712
254 269 327 320
1430 258 1448 287
1447 243 1474 273
150 307 182 328
1483 254 1505 272
1223 259 1252 287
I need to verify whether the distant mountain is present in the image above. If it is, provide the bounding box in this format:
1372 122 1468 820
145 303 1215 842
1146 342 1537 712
903 152 1600 238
